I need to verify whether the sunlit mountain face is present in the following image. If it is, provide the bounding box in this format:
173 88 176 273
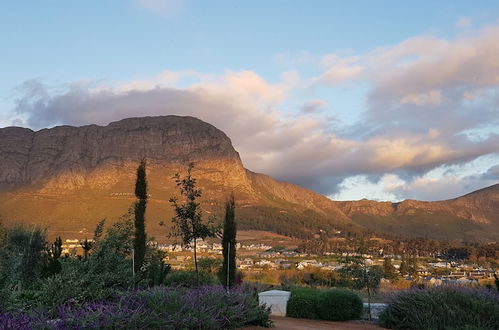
1 2 499 205
1 116 498 242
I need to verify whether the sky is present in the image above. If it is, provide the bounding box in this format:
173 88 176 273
1 0 499 202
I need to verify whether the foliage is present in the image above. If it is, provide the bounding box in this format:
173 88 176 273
169 163 218 286
0 218 7 251
138 243 171 287
340 264 383 291
37 218 135 310
198 258 222 275
286 287 321 319
379 286 499 330
221 194 237 288
399 256 418 277
0 225 48 291
134 158 147 274
317 288 363 321
0 286 272 329
43 236 63 277
163 270 218 287
383 257 398 280
80 237 93 260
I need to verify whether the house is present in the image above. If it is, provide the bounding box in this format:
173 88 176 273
296 260 323 270
468 271 487 279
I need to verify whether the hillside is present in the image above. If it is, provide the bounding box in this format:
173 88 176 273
336 184 499 241
0 116 498 242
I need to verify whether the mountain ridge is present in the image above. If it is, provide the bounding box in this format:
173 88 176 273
0 116 498 242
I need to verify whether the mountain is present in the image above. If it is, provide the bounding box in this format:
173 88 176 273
0 116 498 242
337 183 499 241
0 116 350 240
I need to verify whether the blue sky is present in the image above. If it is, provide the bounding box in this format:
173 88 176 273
1 1 499 201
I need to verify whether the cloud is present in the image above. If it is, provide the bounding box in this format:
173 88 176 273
400 90 441 105
482 164 499 180
9 24 499 200
300 99 326 113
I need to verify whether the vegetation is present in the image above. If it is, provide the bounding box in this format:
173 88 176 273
286 287 362 321
0 286 271 329
379 286 499 329
133 158 148 275
0 225 48 291
169 163 218 286
286 287 321 319
0 164 274 329
382 257 397 281
221 194 237 288
163 270 218 287
317 289 363 321
44 236 63 277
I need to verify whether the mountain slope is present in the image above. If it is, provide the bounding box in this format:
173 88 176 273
0 116 351 240
0 116 498 242
337 184 499 241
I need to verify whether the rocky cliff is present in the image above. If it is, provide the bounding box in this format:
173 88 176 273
336 184 499 240
0 116 498 242
0 116 350 240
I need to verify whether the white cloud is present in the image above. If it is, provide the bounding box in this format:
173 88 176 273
9 24 499 200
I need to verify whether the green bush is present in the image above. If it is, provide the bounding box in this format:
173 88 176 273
39 256 133 310
36 219 135 310
163 270 218 287
286 288 321 319
379 286 499 330
0 225 48 291
317 289 363 321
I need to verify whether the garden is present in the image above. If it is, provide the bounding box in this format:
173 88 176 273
0 162 271 329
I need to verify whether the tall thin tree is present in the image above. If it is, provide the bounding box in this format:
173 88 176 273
134 158 147 274
169 163 217 286
221 194 236 288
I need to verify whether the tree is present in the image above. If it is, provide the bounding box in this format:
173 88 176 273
0 225 48 290
134 158 147 274
80 238 92 260
169 163 218 286
80 218 106 260
342 240 382 320
399 257 408 276
44 236 63 276
383 257 398 281
221 194 237 288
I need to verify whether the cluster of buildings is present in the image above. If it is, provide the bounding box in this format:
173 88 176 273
60 237 498 286
159 241 272 253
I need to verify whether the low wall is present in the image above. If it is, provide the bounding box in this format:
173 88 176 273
362 303 388 320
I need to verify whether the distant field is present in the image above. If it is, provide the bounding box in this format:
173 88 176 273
237 230 301 248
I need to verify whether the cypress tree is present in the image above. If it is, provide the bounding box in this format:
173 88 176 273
383 257 397 280
134 158 147 273
221 194 237 288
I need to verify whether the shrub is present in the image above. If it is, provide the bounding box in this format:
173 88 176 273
379 286 499 330
38 256 133 310
0 286 272 329
0 225 48 291
35 218 136 310
163 270 218 287
286 287 321 319
317 288 363 321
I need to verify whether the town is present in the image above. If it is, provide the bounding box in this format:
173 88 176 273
60 237 499 288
